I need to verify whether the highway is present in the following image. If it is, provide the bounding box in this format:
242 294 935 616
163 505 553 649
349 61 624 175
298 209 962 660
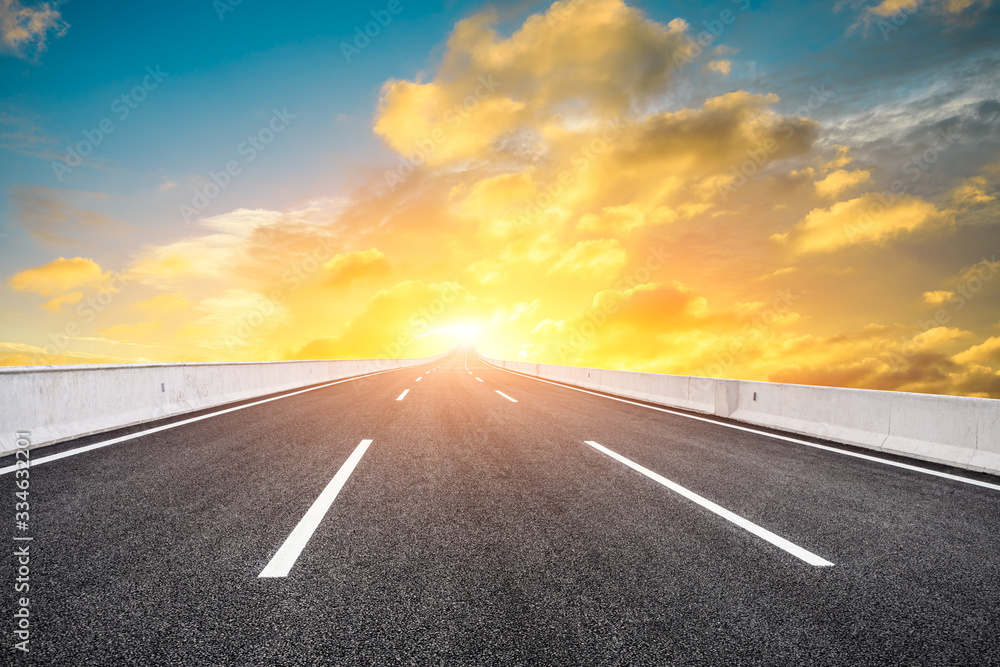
2 346 999 665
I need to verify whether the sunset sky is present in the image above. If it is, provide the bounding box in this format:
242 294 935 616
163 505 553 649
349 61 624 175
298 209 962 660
1 0 999 397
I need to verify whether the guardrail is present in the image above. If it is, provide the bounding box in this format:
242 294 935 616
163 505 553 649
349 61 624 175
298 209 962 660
478 353 1000 477
0 354 441 455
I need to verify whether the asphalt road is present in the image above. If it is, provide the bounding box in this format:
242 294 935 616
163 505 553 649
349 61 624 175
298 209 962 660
2 346 999 665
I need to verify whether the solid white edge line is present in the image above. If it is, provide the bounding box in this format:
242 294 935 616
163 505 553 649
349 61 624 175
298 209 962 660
496 390 518 403
584 441 834 567
396 389 409 401
475 353 1000 493
259 439 373 578
0 363 430 476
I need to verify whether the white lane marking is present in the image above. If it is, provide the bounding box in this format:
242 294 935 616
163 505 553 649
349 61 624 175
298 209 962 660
259 439 372 578
496 390 518 403
416 377 422 382
583 441 833 567
425 371 430 374
477 353 1000 493
475 377 483 383
396 389 410 401
0 366 415 476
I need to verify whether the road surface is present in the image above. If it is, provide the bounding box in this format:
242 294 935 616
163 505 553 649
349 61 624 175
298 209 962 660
2 347 999 665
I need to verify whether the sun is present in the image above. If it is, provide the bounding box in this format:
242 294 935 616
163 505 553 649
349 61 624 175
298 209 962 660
450 322 481 340
422 321 483 346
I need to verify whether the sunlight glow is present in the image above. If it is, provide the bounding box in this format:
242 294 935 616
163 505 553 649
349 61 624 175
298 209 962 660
424 322 482 342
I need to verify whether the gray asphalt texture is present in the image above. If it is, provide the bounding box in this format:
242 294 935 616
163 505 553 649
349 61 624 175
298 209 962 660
2 346 999 665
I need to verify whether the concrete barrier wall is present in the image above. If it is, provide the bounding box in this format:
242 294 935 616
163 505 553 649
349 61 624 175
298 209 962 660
480 353 1000 477
0 354 440 455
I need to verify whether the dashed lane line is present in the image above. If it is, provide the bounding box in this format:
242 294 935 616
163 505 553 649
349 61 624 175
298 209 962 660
259 439 373 578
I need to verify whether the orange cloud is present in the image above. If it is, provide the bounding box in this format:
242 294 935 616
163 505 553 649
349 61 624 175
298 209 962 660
323 249 391 288
374 0 694 170
923 290 955 305
8 257 107 296
133 292 190 315
952 336 1000 366
867 0 995 16
0 0 69 60
706 59 731 76
814 169 871 198
41 291 83 312
772 194 942 255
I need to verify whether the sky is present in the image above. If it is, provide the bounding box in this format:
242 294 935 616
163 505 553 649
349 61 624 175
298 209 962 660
1 0 999 398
